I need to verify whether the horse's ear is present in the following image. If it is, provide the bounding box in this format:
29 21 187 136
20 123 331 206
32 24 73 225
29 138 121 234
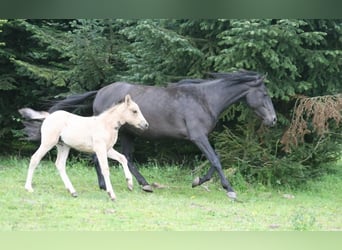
125 94 132 105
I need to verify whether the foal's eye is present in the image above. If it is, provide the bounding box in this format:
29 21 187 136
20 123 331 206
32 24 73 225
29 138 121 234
132 110 138 114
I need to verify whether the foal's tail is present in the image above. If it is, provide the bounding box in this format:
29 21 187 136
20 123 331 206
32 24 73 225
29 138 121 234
19 90 98 141
18 108 50 141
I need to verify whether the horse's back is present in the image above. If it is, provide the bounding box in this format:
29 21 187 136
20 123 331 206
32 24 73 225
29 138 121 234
93 82 132 115
93 82 201 139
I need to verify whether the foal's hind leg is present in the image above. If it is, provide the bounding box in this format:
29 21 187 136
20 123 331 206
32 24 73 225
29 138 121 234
25 144 54 192
55 144 77 197
107 148 133 191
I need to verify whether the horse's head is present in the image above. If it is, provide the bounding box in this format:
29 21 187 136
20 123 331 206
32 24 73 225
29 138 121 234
245 76 277 127
123 95 149 130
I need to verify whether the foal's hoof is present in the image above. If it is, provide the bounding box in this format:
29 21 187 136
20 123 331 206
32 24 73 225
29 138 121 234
192 177 200 188
142 185 153 192
25 187 34 193
127 179 133 191
108 192 116 201
227 191 237 200
71 192 78 198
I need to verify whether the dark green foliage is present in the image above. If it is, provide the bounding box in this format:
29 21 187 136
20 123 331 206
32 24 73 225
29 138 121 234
0 20 70 152
208 19 342 186
0 19 341 187
213 120 341 188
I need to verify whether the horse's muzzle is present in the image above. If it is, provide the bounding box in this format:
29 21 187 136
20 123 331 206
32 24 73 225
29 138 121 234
265 116 277 127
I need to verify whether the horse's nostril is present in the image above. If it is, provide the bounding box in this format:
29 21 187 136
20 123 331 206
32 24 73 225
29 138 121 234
272 117 277 125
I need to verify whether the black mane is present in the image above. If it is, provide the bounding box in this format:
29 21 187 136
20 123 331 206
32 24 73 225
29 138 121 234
210 70 262 82
170 70 263 87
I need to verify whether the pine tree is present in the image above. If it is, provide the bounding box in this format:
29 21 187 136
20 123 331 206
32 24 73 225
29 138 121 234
0 19 71 151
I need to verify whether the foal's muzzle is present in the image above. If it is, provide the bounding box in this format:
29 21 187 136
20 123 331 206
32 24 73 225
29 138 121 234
139 122 149 130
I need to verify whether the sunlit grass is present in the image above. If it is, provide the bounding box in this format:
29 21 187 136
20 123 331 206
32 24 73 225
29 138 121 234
0 156 341 231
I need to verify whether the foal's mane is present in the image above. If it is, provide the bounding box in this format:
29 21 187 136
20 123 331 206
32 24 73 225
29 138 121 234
101 99 124 116
170 70 263 87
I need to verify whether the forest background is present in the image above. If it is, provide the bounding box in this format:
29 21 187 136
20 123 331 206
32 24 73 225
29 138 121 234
0 19 341 188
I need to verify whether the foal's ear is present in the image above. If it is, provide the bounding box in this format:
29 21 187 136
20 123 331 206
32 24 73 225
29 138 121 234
124 94 132 105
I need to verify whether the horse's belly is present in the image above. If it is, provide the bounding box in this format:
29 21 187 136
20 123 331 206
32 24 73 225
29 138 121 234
126 123 188 139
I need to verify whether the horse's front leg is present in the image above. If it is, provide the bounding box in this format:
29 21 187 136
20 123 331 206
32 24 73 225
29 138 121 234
121 133 153 192
107 148 133 191
95 147 116 201
190 135 237 200
92 154 107 190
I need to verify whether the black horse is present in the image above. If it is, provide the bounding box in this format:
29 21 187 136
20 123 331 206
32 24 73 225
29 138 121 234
49 70 277 199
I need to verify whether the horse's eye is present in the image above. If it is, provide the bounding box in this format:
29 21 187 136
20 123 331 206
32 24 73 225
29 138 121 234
132 110 138 114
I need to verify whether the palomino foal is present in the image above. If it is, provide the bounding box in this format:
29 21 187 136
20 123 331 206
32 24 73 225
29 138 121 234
19 95 148 201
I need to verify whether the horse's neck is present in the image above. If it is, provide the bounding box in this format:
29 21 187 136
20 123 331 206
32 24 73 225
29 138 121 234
201 80 250 119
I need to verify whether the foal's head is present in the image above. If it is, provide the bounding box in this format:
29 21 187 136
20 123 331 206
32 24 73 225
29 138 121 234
120 95 149 130
245 76 277 127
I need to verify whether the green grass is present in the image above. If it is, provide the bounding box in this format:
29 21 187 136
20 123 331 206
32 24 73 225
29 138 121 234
0 156 341 231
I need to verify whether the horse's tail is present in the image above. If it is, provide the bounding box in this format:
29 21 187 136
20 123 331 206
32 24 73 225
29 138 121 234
48 90 98 113
18 108 50 141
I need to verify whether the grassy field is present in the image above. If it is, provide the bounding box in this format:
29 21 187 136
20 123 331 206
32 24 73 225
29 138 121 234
0 156 341 231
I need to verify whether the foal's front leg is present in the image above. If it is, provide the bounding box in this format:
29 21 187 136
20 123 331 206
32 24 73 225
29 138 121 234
95 147 116 201
107 148 133 191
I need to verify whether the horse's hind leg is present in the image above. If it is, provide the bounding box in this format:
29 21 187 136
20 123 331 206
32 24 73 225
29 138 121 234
107 148 133 191
55 144 77 197
95 147 116 201
25 144 54 192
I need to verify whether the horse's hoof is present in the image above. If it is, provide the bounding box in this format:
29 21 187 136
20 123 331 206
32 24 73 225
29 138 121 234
192 177 200 188
227 191 237 200
151 182 166 189
71 192 78 198
142 185 153 192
